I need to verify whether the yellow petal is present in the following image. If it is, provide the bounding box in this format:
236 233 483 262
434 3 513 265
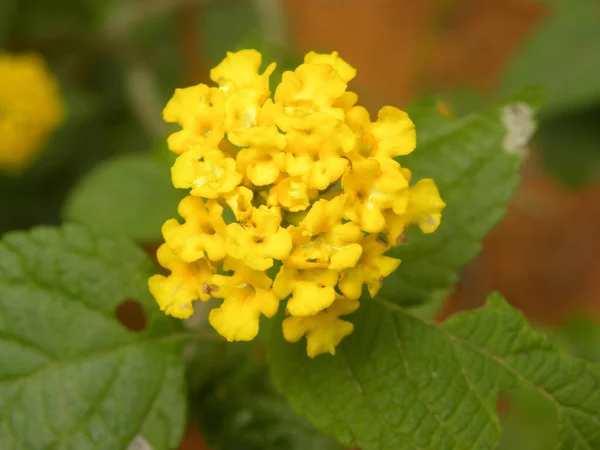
371 106 416 158
408 179 446 233
248 160 281 186
329 243 363 271
282 295 360 357
303 50 357 83
209 288 278 341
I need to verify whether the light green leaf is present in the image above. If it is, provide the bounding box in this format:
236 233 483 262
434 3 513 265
63 153 183 243
380 97 535 305
498 387 558 450
498 0 600 116
269 294 600 449
0 224 186 450
555 316 600 364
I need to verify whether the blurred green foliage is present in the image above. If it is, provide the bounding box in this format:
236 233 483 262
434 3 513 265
499 0 600 187
63 152 184 243
188 341 343 450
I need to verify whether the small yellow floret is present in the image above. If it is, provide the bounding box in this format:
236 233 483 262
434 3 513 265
338 234 401 300
148 244 214 319
162 196 227 262
225 206 292 270
273 265 339 316
163 84 226 153
208 258 279 341
171 148 242 197
283 295 359 358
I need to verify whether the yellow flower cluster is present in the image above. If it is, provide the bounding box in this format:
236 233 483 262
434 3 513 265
149 49 445 357
0 53 64 171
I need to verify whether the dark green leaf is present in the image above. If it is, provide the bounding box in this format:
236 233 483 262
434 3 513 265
0 224 186 449
536 106 600 188
269 294 600 450
380 97 535 305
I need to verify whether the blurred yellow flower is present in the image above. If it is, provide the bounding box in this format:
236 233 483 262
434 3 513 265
0 53 64 171
150 49 445 357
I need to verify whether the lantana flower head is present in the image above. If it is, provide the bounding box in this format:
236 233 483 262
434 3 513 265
149 49 445 357
0 53 64 171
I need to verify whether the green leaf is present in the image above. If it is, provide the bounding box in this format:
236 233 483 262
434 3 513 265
379 97 535 305
498 387 558 450
535 106 600 188
268 293 600 449
498 316 600 449
63 154 183 243
498 0 600 116
0 224 186 449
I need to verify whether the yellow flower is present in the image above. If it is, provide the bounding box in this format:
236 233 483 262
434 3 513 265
345 105 416 159
283 295 359 358
334 91 359 112
273 63 347 131
163 84 226 153
236 147 285 186
342 157 410 232
268 176 318 212
225 206 292 270
384 178 446 242
228 121 286 149
289 222 363 271
148 244 215 319
171 148 242 197
224 186 254 221
162 196 227 262
208 258 279 341
150 48 445 357
345 106 377 157
303 51 357 83
210 49 275 96
222 88 265 132
371 106 416 159
406 178 445 233
0 53 64 171
233 126 286 186
287 196 363 271
338 234 401 300
273 265 339 316
282 112 354 190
